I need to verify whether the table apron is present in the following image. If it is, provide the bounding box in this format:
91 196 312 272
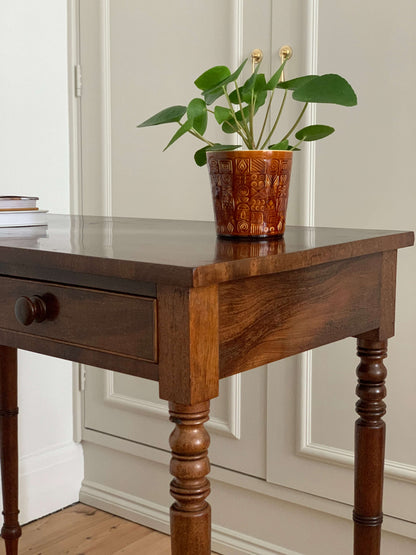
218 254 384 377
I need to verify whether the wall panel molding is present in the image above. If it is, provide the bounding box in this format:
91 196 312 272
232 0 244 67
81 432 416 540
301 0 319 226
104 371 242 439
67 0 83 215
99 0 112 216
298 352 416 484
81 479 303 555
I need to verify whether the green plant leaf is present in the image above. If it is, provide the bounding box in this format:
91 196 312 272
209 143 241 151
137 105 187 127
221 105 250 133
254 74 267 93
235 106 250 121
229 87 244 104
203 58 248 105
203 85 226 106
220 57 248 85
222 120 238 134
229 74 267 105
254 88 267 111
295 124 335 142
163 120 193 151
194 143 241 166
266 60 287 90
187 98 207 135
240 64 260 102
293 74 357 106
245 74 268 108
214 106 232 124
194 66 231 91
194 146 210 166
277 75 318 91
268 139 289 150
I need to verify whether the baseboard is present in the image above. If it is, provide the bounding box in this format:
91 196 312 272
17 441 84 524
80 480 302 555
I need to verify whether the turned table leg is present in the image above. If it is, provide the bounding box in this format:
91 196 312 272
169 401 211 555
0 346 22 555
353 339 387 555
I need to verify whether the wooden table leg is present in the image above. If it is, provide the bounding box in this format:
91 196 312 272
353 339 387 555
0 346 22 555
169 401 211 555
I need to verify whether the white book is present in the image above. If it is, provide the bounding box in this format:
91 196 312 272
0 209 48 227
0 196 39 210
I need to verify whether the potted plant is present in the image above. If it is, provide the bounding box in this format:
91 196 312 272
138 49 357 239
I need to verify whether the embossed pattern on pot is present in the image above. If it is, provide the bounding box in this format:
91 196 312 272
207 150 293 238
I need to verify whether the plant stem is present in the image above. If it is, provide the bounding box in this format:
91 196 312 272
223 86 252 149
260 89 288 149
249 91 255 147
188 128 215 147
234 81 251 142
175 119 215 147
289 138 305 151
256 88 275 149
281 102 309 142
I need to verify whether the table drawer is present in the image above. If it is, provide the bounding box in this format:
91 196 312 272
0 276 157 362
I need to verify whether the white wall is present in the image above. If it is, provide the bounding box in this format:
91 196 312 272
0 1 82 523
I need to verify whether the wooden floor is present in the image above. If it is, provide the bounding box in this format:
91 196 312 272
0 503 219 554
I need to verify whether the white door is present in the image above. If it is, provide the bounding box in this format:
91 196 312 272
74 1 416 553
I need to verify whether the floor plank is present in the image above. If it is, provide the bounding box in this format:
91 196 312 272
0 504 219 554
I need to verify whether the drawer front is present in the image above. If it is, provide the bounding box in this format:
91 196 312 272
0 276 157 362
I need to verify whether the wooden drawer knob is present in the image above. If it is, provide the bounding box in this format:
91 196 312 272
15 296 47 326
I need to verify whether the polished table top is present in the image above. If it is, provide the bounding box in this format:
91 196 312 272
0 214 412 287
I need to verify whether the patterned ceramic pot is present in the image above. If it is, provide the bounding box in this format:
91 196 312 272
207 150 293 239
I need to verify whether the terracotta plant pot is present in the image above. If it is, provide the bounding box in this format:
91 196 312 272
207 150 293 239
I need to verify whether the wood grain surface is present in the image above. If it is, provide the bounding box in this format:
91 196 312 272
0 276 156 361
169 402 212 555
0 504 219 555
158 285 219 405
0 346 21 555
219 254 382 377
0 215 412 288
353 338 388 555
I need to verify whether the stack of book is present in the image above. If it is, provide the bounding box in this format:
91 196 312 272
0 196 48 227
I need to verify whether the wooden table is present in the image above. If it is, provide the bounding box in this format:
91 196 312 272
0 215 413 555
